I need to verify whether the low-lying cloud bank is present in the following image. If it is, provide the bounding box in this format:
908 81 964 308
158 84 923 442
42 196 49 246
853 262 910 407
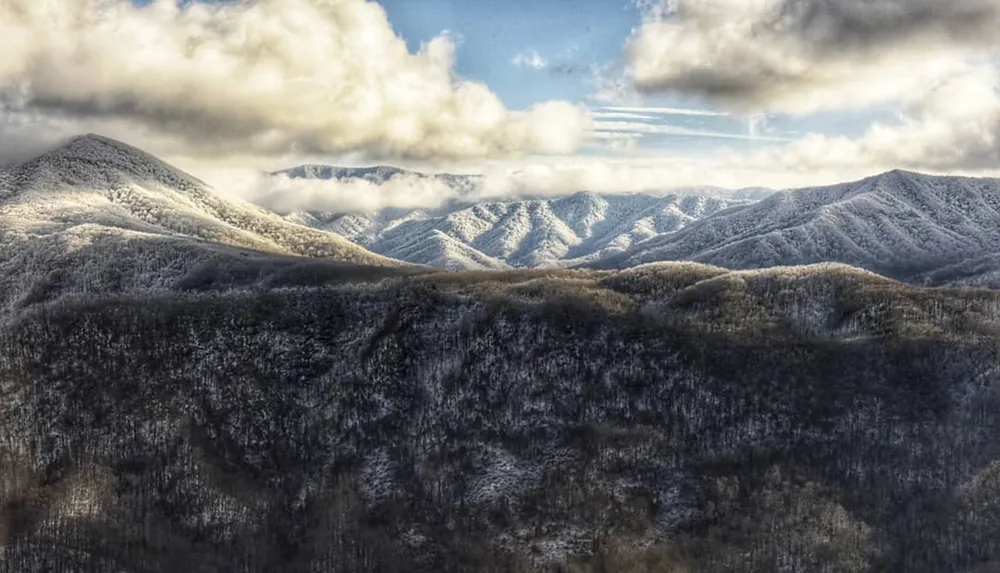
0 0 591 161
199 159 862 214
216 170 468 213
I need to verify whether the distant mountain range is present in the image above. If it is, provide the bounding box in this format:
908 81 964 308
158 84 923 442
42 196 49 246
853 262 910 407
274 164 482 194
276 164 773 270
285 192 758 269
5 135 1000 571
6 138 1000 296
590 169 1000 287
277 164 1000 287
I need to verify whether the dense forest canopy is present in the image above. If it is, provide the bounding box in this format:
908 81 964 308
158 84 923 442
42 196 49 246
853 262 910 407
3 260 1000 572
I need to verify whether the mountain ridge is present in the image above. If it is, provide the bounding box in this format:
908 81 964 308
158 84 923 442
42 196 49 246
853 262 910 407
289 191 761 269
3 260 1000 571
0 134 403 310
5 136 1000 571
587 169 1000 286
1 134 204 203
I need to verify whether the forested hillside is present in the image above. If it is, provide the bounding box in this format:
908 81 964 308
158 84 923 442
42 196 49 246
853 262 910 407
2 262 1000 572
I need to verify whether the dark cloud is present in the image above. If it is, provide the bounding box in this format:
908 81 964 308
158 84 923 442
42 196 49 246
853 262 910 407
629 0 1000 112
764 0 999 53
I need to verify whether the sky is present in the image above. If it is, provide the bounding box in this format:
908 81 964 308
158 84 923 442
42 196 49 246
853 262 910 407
2 0 1000 208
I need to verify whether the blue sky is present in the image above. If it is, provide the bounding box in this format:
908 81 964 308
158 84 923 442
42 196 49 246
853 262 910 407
132 0 641 107
374 0 895 155
380 0 640 108
125 0 866 156
378 0 760 154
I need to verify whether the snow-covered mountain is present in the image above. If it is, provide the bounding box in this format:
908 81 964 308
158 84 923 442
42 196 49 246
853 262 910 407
6 138 1000 571
287 191 761 270
0 135 399 309
273 163 482 196
592 170 1000 286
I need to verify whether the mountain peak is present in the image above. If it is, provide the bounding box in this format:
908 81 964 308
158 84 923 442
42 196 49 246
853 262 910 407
562 190 602 202
68 132 118 146
46 133 150 161
42 133 163 164
871 168 925 185
16 133 207 191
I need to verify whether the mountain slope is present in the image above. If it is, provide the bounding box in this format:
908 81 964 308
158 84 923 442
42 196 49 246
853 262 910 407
0 135 400 309
8 140 1000 571
2 263 1000 572
593 170 1000 285
291 191 758 269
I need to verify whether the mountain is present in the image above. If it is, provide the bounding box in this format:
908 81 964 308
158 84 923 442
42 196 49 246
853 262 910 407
592 170 1000 285
274 163 482 196
6 138 1000 572
0 135 400 310
288 191 759 270
3 262 1000 572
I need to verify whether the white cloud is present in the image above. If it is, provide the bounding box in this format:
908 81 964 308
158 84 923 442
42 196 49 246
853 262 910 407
743 65 1000 171
591 131 644 152
512 50 548 70
198 62 1000 213
0 0 591 161
474 156 827 197
199 155 792 214
589 112 659 121
196 103 1000 213
207 170 466 213
216 158 785 213
627 0 1000 114
747 114 769 139
208 63 1000 214
587 62 643 105
602 106 728 117
594 120 790 142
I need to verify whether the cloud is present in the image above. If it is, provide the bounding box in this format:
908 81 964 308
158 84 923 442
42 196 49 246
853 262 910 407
211 65 1000 214
208 170 468 213
745 65 1000 171
589 111 659 121
601 106 728 117
747 114 769 139
207 158 778 214
594 120 790 142
627 0 1000 113
503 67 1000 191
587 62 643 105
591 131 644 152
474 157 816 197
588 106 784 143
200 95 1000 213
200 155 787 214
512 50 548 70
0 0 591 161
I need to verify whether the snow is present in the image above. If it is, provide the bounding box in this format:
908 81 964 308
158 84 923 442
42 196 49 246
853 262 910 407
595 170 1000 287
288 190 757 270
0 135 400 311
